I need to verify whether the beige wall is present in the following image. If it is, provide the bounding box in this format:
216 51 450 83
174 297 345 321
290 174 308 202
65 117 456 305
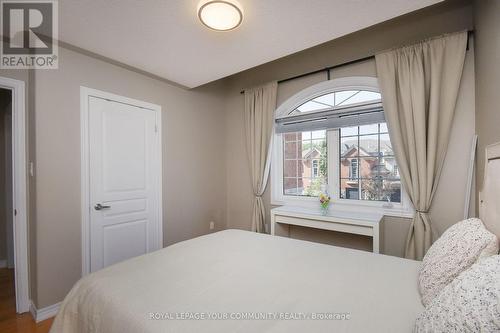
223 0 475 258
474 0 500 198
28 46 227 308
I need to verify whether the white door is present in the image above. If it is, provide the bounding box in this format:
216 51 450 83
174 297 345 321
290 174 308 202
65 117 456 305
88 96 161 272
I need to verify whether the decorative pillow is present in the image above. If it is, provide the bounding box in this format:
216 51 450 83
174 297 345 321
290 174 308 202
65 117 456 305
419 218 498 307
415 255 500 332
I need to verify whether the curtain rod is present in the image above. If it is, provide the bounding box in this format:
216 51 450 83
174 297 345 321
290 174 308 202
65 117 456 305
240 30 474 95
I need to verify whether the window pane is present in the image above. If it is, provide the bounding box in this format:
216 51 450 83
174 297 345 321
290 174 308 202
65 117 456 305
361 178 401 202
359 123 379 135
300 131 311 140
294 90 381 112
380 123 388 133
338 122 401 203
284 178 298 195
341 137 358 156
359 134 379 156
319 155 327 177
301 141 311 158
313 93 335 107
303 177 327 196
370 157 386 178
339 158 353 178
283 130 327 197
311 139 326 150
335 90 359 106
311 130 326 139
284 142 298 159
382 179 401 203
284 160 298 177
298 177 309 195
380 134 393 155
336 90 381 106
284 132 297 142
340 126 358 137
382 157 399 178
358 157 376 178
296 100 327 113
361 179 382 201
340 178 359 199
300 160 312 178
302 139 324 157
286 90 381 123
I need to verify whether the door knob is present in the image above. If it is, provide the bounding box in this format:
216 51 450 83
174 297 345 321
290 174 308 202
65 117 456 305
94 203 111 211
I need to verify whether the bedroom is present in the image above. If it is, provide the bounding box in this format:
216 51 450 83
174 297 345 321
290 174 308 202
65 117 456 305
0 0 499 332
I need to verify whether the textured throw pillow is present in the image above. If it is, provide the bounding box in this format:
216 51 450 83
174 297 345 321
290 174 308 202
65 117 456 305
419 218 498 307
415 255 500 332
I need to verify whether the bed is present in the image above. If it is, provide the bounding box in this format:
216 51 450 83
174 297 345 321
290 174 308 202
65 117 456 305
50 143 500 333
50 230 422 332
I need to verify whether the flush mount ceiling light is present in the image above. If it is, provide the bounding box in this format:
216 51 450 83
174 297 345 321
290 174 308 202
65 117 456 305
198 0 243 31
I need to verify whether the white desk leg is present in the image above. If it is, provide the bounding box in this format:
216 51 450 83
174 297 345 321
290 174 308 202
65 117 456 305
372 224 380 254
271 213 291 237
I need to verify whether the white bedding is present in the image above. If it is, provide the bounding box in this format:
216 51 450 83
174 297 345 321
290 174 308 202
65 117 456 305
50 230 423 333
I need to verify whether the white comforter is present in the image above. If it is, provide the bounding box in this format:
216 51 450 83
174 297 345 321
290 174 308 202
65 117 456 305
50 230 423 333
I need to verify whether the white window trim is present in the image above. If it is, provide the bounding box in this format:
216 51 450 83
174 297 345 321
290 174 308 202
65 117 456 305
271 76 414 218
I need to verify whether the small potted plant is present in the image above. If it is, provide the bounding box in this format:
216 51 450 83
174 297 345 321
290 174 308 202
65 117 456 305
319 193 331 215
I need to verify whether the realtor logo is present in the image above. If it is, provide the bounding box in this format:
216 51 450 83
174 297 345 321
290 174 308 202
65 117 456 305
1 0 58 69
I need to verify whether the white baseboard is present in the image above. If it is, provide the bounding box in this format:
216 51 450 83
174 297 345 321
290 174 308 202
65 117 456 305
0 259 6 268
29 300 61 322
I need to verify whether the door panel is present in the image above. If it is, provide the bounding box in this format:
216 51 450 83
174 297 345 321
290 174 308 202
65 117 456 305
103 219 148 267
102 110 147 192
89 96 160 272
101 198 147 217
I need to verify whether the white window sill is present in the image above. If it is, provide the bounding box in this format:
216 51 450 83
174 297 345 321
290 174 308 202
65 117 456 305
271 197 414 219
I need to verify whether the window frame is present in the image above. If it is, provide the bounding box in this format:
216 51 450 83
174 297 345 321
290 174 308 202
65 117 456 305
271 76 414 218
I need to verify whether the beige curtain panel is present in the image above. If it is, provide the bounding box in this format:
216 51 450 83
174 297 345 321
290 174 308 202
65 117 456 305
375 31 467 260
244 82 278 233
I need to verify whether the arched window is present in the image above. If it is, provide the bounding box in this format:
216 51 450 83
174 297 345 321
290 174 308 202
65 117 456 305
271 77 411 217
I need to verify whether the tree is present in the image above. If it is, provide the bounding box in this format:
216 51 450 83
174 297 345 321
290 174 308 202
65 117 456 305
362 177 399 202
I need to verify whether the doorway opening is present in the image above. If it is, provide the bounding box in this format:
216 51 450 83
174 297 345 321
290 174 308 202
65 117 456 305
0 88 15 317
0 77 29 317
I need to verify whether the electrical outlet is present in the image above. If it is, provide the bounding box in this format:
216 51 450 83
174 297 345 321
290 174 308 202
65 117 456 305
209 221 215 230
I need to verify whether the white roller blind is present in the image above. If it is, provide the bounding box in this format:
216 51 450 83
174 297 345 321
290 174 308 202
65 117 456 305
275 101 385 133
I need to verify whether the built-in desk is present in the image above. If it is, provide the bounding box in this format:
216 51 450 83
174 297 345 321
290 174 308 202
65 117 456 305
270 206 384 253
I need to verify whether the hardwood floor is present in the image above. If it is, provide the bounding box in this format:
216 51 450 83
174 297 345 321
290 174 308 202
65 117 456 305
0 268 53 333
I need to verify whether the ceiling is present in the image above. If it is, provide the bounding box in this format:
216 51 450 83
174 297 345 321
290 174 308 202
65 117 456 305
59 0 443 88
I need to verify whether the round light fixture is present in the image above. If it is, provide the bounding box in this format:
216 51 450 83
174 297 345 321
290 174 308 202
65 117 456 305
198 0 243 31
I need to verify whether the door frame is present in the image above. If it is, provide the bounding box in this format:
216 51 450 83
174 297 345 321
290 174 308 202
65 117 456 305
80 87 163 276
0 76 29 313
